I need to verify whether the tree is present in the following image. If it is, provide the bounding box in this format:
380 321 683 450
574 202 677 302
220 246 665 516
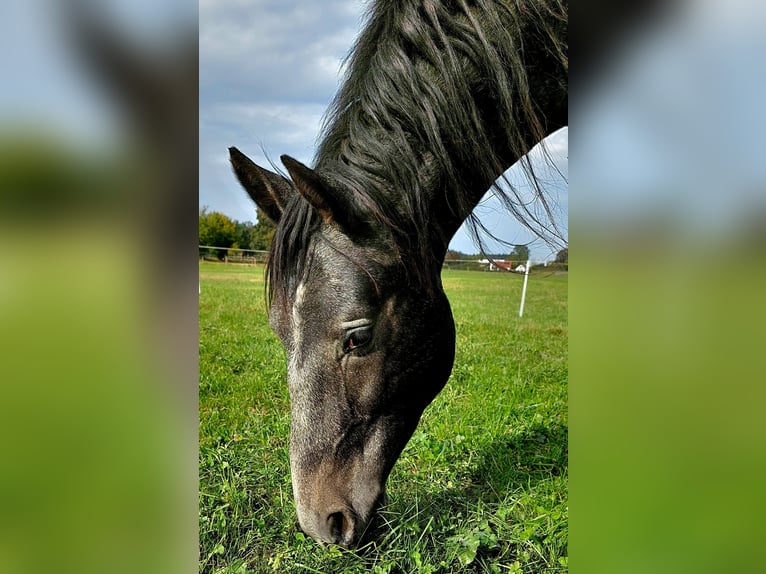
555 248 568 264
445 250 466 260
233 220 255 251
250 208 276 251
509 244 530 262
199 207 237 259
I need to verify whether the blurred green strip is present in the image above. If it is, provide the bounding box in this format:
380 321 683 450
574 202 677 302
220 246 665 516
571 236 766 574
0 227 193 574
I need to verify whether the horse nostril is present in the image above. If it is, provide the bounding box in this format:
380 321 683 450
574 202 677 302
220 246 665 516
326 510 355 546
327 511 343 540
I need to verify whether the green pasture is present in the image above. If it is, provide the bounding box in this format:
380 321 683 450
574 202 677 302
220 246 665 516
199 261 568 573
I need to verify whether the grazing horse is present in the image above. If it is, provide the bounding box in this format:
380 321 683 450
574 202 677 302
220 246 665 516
230 0 567 547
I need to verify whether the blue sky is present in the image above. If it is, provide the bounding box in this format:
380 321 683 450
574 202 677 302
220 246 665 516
4 0 764 260
1 0 566 262
575 1 766 239
0 0 195 147
200 0 568 261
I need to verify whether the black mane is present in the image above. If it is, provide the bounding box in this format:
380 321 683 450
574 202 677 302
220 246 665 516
268 0 567 300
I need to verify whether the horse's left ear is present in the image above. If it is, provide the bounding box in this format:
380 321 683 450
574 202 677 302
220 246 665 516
229 146 293 223
280 155 363 232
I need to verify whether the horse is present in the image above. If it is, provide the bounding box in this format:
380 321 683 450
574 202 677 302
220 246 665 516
229 0 567 547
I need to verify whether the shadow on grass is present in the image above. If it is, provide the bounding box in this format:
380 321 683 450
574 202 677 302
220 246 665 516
433 420 567 508
357 420 568 552
472 420 568 497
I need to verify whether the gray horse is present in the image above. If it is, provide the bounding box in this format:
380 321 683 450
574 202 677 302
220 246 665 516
231 0 567 547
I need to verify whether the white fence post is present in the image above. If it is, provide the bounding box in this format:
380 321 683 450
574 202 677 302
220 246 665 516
519 259 531 317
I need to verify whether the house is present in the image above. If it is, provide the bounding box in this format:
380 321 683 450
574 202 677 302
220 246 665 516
479 259 515 272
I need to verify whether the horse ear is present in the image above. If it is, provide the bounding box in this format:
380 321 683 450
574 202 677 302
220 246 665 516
229 146 293 223
280 155 362 232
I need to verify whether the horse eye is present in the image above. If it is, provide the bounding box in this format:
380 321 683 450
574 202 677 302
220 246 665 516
343 327 372 354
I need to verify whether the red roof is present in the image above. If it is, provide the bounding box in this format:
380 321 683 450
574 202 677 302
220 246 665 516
493 261 514 271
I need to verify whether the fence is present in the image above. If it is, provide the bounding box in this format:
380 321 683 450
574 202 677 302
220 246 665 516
443 259 567 273
199 247 567 273
199 245 269 265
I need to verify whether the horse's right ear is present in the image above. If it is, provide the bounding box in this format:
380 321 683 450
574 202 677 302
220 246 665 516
229 146 293 223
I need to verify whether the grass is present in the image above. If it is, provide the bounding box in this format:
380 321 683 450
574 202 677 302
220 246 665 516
199 261 567 573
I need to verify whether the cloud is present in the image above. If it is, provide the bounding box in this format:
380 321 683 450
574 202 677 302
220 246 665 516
206 102 326 149
199 0 569 257
199 1 366 224
200 0 361 102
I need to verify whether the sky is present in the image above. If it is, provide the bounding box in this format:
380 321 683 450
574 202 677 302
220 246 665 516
200 0 568 262
0 0 566 262
0 0 195 147
575 0 766 238
3 0 764 260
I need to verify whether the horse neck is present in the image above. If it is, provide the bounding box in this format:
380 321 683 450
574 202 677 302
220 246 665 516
315 0 567 266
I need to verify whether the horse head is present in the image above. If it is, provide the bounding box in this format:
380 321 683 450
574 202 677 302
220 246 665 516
230 147 455 546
